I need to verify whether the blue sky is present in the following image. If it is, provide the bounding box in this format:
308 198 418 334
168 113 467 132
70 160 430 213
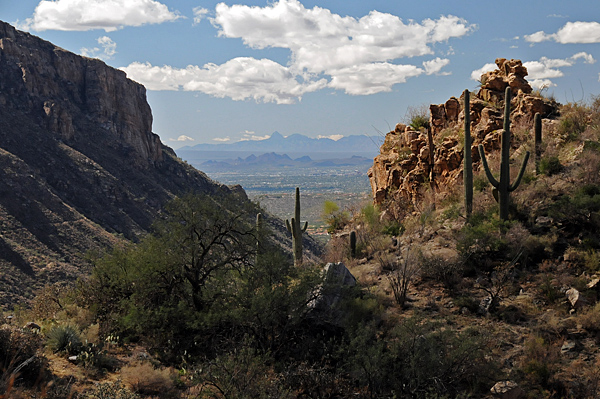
2 1 600 148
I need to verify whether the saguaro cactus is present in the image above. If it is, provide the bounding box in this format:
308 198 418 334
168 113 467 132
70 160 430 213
463 89 473 219
478 87 530 220
286 187 308 266
534 112 542 175
350 230 357 258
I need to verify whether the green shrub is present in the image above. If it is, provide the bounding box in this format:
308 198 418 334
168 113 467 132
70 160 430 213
557 103 589 142
321 200 350 234
539 156 563 176
0 327 48 390
46 325 82 355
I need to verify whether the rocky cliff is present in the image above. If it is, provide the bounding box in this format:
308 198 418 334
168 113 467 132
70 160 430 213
369 58 560 208
0 21 237 307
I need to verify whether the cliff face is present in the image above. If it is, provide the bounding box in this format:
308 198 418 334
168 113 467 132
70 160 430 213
0 21 231 307
369 58 560 207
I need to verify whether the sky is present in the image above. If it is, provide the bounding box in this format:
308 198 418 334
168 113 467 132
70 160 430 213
2 1 600 149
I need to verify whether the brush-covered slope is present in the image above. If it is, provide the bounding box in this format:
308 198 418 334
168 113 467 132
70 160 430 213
0 21 245 307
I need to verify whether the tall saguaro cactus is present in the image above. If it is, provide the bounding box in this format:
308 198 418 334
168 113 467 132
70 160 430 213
534 112 542 175
463 89 473 219
478 87 530 220
286 187 308 266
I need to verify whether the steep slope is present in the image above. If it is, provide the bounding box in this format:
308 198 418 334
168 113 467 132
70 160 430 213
0 21 237 307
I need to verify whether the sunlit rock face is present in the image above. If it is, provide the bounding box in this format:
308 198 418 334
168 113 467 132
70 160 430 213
369 58 559 207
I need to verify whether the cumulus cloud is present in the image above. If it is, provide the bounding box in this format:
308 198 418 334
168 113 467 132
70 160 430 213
525 21 600 44
470 53 596 90
470 63 496 81
212 1 473 76
123 1 473 102
169 135 195 142
80 36 117 60
423 57 451 75
17 0 180 32
121 58 328 104
212 137 231 142
328 63 423 95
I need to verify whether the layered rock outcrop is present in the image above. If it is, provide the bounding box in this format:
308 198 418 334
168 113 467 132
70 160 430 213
0 21 162 166
0 21 235 306
369 58 559 207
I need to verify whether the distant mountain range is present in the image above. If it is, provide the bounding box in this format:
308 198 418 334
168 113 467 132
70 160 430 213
178 132 384 156
199 151 373 172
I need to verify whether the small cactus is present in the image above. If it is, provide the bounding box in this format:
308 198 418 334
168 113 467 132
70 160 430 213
463 89 473 219
478 87 530 220
285 187 308 266
350 230 357 258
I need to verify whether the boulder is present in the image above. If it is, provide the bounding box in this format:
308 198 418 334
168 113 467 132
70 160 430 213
309 262 356 312
490 380 524 399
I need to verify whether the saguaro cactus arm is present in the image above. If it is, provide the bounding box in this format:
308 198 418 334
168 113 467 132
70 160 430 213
509 152 530 192
478 145 499 188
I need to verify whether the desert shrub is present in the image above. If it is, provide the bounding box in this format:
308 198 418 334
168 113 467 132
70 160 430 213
381 219 403 236
457 212 511 270
46 325 82 355
539 155 563 176
578 302 600 333
345 318 498 398
196 345 293 399
83 380 140 399
361 203 380 231
453 296 480 313
321 200 350 234
557 103 589 142
77 343 119 374
121 362 175 397
518 336 560 389
420 255 465 292
405 105 430 131
0 327 48 391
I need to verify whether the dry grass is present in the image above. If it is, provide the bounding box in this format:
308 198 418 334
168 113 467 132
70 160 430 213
120 362 175 397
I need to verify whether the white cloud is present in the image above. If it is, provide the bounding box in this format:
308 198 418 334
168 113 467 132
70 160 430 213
212 137 231 142
125 1 474 101
328 63 424 95
122 58 328 104
572 52 596 64
240 133 271 141
169 135 195 142
470 63 496 81
80 36 117 60
318 134 344 141
17 0 180 32
212 1 473 76
525 21 600 44
193 7 209 24
423 57 451 75
524 30 553 43
470 53 596 90
529 79 556 90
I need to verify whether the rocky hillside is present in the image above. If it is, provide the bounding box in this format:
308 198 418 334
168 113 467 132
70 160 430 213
0 21 268 307
369 58 560 207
